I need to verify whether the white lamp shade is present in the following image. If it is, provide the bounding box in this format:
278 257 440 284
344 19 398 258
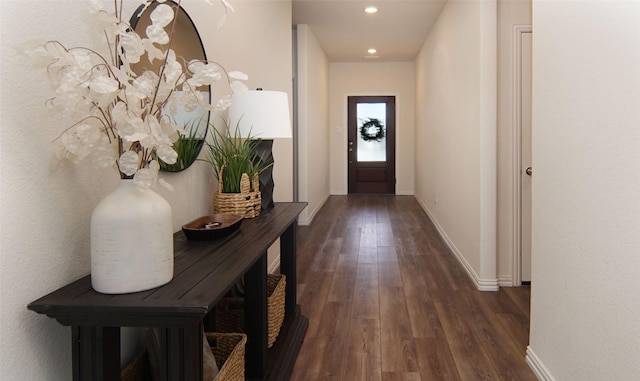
228 90 292 139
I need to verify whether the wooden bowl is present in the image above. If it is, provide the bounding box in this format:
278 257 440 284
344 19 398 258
182 214 243 241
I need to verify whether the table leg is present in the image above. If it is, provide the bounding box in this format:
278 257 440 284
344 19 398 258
245 251 268 380
71 326 120 381
153 323 203 381
280 222 298 314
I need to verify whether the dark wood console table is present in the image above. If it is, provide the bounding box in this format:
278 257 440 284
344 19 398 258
28 202 308 381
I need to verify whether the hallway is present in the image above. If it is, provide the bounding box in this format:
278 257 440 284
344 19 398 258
289 195 537 381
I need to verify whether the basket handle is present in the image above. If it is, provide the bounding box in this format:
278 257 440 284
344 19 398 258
217 163 253 194
240 173 250 194
218 164 225 193
252 173 260 193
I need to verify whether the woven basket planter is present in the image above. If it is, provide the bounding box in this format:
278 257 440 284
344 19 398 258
121 332 247 381
206 333 247 381
213 167 261 219
216 274 286 348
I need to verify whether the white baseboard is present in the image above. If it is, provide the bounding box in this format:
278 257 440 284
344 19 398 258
498 276 514 287
476 277 499 292
268 256 280 274
297 217 312 226
415 196 499 292
526 346 555 381
297 193 330 226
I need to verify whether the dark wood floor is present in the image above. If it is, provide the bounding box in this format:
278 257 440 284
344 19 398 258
289 195 536 381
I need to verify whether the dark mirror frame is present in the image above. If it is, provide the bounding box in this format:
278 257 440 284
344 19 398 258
130 0 211 172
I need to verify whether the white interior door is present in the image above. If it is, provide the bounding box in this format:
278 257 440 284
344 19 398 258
521 31 533 283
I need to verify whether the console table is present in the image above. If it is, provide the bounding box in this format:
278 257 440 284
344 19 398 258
28 202 308 381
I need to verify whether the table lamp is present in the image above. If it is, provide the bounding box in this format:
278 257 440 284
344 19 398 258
228 89 292 210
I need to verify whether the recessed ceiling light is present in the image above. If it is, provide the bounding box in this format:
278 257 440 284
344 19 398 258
368 48 377 54
364 6 378 14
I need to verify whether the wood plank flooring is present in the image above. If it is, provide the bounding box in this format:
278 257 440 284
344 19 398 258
289 195 536 381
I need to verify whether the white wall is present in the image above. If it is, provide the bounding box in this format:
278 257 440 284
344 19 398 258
496 0 531 285
414 0 498 290
296 25 331 225
329 62 416 196
0 1 292 379
527 1 640 379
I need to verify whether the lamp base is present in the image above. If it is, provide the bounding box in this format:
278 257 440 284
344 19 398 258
254 139 275 210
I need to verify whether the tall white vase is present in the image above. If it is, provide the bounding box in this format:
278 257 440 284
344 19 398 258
90 179 174 294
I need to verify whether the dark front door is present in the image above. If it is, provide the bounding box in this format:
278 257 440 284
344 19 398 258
348 96 396 194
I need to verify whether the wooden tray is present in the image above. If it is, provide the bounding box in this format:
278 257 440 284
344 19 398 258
182 214 243 241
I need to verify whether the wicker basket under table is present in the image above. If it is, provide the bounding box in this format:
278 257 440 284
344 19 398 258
121 332 247 381
216 274 286 348
213 168 261 219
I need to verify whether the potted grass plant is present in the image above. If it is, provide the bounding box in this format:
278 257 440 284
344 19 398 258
202 121 271 218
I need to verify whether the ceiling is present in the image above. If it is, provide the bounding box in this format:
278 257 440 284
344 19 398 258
292 0 447 62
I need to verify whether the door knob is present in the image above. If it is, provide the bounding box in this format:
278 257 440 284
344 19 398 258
525 167 533 176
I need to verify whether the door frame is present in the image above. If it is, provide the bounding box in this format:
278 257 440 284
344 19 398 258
344 94 397 194
511 24 533 286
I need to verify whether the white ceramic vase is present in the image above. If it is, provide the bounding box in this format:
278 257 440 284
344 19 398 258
90 179 174 294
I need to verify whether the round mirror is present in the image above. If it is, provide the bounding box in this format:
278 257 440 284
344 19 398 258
130 0 210 172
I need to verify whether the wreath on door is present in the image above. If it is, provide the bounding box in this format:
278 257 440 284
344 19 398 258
359 117 385 142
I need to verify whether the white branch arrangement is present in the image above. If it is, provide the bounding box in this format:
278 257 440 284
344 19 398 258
21 0 247 190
